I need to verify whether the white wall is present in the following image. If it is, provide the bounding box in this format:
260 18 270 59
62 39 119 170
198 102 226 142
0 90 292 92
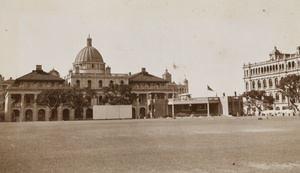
93 105 132 120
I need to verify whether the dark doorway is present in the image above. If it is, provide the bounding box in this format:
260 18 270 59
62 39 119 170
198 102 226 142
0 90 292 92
12 110 20 122
132 108 136 119
86 108 93 119
140 107 146 118
63 109 69 121
50 110 57 121
38 109 45 121
25 110 33 121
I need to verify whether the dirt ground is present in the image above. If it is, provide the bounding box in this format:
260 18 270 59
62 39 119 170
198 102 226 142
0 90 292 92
1 116 300 173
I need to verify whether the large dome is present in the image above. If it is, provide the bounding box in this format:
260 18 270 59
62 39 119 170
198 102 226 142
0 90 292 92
74 36 104 63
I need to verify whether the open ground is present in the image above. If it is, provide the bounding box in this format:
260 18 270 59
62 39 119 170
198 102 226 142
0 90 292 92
1 116 300 173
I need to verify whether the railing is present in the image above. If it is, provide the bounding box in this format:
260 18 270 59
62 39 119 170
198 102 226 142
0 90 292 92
11 103 21 108
68 73 128 78
243 54 300 68
169 97 219 102
244 67 298 78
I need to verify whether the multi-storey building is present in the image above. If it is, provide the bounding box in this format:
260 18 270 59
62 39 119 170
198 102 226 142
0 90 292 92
3 65 67 122
243 46 300 112
1 36 188 122
129 68 188 119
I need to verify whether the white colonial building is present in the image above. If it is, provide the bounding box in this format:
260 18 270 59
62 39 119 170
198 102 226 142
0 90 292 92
243 46 300 112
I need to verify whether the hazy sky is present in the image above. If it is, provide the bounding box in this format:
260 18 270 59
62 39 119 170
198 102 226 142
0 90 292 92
1 0 300 97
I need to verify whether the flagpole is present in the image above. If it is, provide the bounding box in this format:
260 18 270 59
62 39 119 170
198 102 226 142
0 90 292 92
207 86 210 117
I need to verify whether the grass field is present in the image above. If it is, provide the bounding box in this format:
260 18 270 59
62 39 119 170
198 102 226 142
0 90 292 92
1 116 300 173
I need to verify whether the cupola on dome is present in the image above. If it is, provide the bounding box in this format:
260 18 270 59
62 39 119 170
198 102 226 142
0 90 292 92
74 36 104 63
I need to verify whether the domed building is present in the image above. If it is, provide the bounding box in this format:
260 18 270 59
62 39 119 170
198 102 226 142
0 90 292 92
65 36 129 118
1 35 190 122
49 69 60 77
73 35 106 74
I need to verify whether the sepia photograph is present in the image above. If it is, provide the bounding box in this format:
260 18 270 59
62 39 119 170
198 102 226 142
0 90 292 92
1 0 300 172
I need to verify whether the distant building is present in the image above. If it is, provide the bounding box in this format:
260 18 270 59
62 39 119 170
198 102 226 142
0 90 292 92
129 68 188 118
3 65 66 122
243 46 300 113
1 36 188 122
168 93 243 117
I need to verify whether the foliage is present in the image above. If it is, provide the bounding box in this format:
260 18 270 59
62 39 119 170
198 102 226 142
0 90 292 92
102 84 137 105
277 74 300 112
35 89 67 120
243 90 274 115
66 87 97 119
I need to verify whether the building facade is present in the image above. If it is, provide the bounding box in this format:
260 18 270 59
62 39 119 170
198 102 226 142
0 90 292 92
243 46 300 112
1 36 188 122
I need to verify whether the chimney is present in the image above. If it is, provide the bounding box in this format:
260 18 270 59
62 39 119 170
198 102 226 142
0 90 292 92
234 91 237 96
36 65 42 71
141 68 146 73
223 93 225 97
129 72 131 76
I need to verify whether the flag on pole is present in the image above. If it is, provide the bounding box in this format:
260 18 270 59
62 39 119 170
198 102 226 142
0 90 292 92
207 85 214 91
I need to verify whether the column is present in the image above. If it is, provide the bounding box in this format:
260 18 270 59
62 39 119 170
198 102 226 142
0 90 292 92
33 94 38 121
70 109 75 120
57 106 62 121
165 93 169 116
5 93 11 122
20 94 25 122
136 96 140 119
279 93 283 103
146 94 149 119
45 107 50 121
83 108 86 120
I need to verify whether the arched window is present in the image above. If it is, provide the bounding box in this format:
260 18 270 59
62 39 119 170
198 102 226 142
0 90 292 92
252 81 256 89
246 82 249 91
88 80 91 88
76 80 80 87
292 61 295 69
109 80 113 86
38 109 45 121
258 81 261 89
269 79 273 88
99 80 102 88
263 79 267 88
276 93 280 101
120 80 124 85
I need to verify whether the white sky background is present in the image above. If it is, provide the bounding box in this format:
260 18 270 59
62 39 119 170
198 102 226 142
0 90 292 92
1 0 300 97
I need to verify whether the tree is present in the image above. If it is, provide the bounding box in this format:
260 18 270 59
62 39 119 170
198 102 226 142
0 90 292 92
102 84 137 105
66 87 97 120
277 74 300 113
35 89 67 121
243 90 274 116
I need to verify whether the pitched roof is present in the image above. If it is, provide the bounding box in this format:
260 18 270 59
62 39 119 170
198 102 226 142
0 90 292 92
14 69 65 83
129 71 168 83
